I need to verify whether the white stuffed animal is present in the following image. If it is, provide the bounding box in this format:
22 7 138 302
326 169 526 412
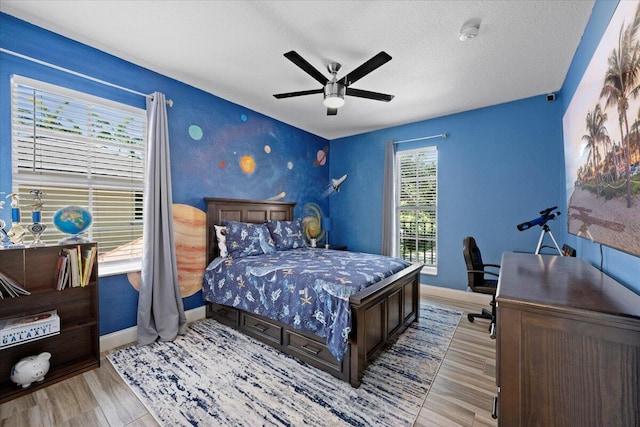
10 352 51 388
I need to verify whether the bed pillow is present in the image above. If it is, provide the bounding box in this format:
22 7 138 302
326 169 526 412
266 219 306 251
223 221 276 258
214 225 228 257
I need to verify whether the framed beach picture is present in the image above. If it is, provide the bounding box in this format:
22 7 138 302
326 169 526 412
563 0 640 257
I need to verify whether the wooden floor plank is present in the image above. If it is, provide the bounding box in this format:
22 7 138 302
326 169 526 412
420 295 497 427
83 360 152 427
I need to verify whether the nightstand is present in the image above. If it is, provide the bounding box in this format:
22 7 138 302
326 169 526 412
325 245 347 251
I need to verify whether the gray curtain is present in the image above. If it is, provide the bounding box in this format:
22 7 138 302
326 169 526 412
137 92 186 345
381 140 397 256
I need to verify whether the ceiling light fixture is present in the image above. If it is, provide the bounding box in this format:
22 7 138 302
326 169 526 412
459 22 480 41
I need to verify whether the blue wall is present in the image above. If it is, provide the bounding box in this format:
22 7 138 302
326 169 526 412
560 0 639 293
331 0 638 295
0 13 330 335
330 96 565 290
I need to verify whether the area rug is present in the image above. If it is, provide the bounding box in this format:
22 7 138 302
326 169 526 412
108 303 461 426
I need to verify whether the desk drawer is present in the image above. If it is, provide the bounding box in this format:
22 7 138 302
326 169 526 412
240 313 282 345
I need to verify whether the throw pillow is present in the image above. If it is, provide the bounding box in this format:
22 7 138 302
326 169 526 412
266 219 306 251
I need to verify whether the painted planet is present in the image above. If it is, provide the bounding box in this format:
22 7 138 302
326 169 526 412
128 204 206 297
314 146 328 166
188 125 203 141
53 206 92 236
240 155 256 174
264 145 271 154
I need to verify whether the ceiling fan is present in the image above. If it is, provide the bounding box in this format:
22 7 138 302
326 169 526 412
273 51 394 116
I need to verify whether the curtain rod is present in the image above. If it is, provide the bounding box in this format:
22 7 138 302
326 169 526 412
1 48 173 107
393 133 447 144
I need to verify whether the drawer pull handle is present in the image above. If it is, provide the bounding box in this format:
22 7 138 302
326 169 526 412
492 395 498 419
253 323 268 332
301 344 321 355
218 308 228 316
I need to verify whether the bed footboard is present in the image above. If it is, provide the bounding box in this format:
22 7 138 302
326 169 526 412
348 262 422 387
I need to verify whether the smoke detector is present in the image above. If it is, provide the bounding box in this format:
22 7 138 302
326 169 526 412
459 22 480 41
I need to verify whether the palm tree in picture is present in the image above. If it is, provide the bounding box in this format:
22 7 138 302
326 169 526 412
582 104 608 195
631 108 640 165
601 4 640 208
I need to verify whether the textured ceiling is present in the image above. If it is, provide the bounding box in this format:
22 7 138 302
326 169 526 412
1 1 595 140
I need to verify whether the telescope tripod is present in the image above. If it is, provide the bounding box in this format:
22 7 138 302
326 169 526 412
535 223 562 255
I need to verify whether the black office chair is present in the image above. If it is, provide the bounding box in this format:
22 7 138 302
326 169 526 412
463 236 500 338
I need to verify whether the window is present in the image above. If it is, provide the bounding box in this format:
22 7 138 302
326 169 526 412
396 146 437 271
11 75 146 272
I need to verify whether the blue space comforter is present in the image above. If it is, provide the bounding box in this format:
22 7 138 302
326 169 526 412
202 248 410 361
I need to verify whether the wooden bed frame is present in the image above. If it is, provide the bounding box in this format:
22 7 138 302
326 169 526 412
203 197 422 387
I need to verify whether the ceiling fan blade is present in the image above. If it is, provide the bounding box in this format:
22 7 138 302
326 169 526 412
273 88 323 99
341 51 392 86
284 51 329 86
327 108 338 116
345 87 394 102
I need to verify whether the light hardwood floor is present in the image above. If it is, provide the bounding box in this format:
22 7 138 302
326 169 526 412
0 295 497 427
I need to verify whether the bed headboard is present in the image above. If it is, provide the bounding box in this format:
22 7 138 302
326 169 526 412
204 197 295 263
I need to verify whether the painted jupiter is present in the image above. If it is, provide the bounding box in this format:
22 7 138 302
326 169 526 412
128 204 207 297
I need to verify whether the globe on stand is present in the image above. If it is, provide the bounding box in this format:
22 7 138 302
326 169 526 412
53 206 93 244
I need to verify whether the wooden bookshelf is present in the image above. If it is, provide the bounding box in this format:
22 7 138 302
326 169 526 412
0 243 99 403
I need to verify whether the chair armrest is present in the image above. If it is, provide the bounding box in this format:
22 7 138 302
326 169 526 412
484 263 501 269
467 269 500 278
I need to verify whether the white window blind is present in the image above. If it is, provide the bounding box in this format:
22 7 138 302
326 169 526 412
11 75 146 267
396 146 437 268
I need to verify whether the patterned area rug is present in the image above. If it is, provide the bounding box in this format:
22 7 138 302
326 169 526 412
108 303 461 426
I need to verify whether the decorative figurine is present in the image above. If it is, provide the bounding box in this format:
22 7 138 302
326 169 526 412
0 221 8 248
0 195 8 247
10 352 51 388
5 193 25 246
27 190 46 247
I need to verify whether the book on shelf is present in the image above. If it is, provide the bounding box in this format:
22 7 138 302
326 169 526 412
57 245 96 290
0 309 60 349
81 246 97 287
0 270 30 299
55 252 70 290
62 247 80 288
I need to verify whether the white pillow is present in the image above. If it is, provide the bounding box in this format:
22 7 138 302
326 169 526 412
214 225 228 257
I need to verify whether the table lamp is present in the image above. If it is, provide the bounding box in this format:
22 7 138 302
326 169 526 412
321 217 332 249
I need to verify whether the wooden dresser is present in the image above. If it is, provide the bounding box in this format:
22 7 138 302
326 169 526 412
495 252 640 426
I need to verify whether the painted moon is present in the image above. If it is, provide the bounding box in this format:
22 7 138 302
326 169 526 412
128 204 206 297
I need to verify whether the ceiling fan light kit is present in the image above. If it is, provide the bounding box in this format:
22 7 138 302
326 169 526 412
274 51 394 116
323 82 345 108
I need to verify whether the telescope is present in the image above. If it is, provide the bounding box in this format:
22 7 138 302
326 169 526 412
517 206 561 232
517 206 563 255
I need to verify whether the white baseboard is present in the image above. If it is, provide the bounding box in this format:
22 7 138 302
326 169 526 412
420 284 492 305
100 306 207 352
